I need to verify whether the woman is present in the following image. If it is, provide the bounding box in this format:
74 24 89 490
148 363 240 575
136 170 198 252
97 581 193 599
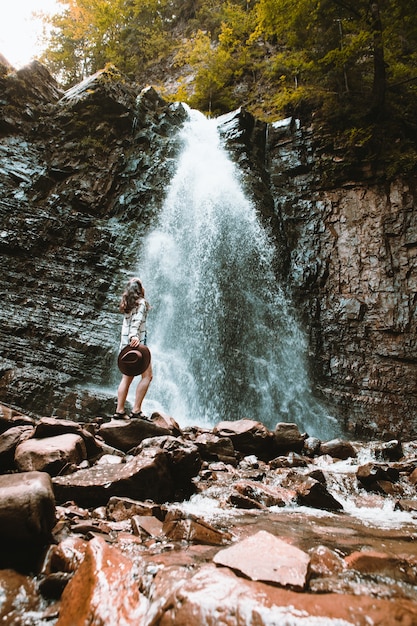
114 277 153 420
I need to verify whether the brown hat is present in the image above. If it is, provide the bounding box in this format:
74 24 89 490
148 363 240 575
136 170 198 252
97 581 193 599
118 344 151 376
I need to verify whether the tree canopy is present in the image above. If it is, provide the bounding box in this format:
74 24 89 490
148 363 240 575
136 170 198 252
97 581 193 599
39 0 417 172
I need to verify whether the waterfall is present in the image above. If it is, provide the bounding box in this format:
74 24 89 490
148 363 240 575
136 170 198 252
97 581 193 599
136 107 336 437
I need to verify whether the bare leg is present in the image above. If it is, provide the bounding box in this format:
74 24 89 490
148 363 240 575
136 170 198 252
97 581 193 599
116 374 134 413
132 364 153 413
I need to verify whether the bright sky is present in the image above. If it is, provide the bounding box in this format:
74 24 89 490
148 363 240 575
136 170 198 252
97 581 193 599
0 0 62 68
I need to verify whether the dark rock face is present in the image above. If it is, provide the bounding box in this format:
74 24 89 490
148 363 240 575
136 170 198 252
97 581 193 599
0 61 416 439
221 110 417 439
0 63 187 420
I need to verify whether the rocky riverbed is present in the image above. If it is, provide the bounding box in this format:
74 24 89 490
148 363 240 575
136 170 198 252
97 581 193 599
1 403 417 625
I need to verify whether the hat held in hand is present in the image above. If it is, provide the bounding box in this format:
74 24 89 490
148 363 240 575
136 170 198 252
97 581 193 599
118 344 151 376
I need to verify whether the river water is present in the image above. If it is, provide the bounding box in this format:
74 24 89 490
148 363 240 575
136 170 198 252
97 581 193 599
135 107 337 439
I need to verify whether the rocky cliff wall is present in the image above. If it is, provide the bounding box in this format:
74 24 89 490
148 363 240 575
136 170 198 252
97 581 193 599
0 62 416 439
0 62 187 419
266 121 417 439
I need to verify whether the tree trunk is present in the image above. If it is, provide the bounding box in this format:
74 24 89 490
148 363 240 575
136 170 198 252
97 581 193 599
369 1 386 117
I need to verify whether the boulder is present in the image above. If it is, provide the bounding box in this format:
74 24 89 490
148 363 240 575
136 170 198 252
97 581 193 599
213 419 274 459
345 550 417 585
357 463 400 492
273 422 305 453
106 496 166 522
15 433 87 474
282 474 344 511
162 510 232 545
98 418 172 452
55 536 144 626
0 424 34 471
0 569 44 623
154 563 417 625
213 530 310 590
319 438 357 460
231 479 296 509
33 417 103 459
52 449 175 507
134 436 202 499
0 471 56 570
194 432 237 465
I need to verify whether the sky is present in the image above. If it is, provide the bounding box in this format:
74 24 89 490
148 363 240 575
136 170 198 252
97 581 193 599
0 0 62 68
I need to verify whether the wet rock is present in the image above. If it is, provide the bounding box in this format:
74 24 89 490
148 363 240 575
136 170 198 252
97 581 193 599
303 435 322 456
0 471 56 571
269 451 308 468
132 515 165 539
345 550 417 586
0 569 44 623
309 545 346 577
213 530 310 590
52 449 174 507
231 479 296 508
15 433 87 474
44 536 89 574
135 436 202 499
55 536 144 625
155 563 417 625
213 419 274 459
106 495 166 522
375 439 404 461
282 473 344 511
33 416 103 459
319 438 357 460
194 431 237 465
273 422 305 453
98 418 172 452
357 462 400 492
0 424 33 471
163 510 232 545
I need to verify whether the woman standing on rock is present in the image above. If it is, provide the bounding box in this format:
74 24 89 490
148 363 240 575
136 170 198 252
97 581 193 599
114 277 153 420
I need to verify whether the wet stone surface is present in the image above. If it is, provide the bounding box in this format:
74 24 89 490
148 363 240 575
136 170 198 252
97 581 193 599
0 407 417 624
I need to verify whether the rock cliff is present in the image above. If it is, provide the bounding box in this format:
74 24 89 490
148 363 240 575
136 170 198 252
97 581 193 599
0 61 416 439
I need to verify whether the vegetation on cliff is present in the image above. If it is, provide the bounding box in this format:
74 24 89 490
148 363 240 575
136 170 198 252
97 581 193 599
34 0 415 175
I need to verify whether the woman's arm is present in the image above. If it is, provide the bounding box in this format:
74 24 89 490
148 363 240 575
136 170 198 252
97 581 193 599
129 300 147 345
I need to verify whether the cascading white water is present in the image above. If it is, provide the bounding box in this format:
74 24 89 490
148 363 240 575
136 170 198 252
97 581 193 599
136 107 337 437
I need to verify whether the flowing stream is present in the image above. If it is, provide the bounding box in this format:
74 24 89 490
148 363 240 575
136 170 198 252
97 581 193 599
135 108 336 437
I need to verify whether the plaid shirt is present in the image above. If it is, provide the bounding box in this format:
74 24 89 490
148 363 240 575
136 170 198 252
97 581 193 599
119 298 148 350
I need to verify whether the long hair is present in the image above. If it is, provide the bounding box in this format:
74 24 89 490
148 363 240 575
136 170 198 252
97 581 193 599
119 277 149 314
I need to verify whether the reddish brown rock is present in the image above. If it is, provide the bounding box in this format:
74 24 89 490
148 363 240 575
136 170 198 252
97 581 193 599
155 563 417 625
213 530 310 590
15 433 87 474
357 463 400 492
0 471 56 571
132 515 164 539
55 536 144 625
232 479 296 508
345 549 417 585
0 569 44 623
282 474 344 511
98 418 172 452
46 536 89 573
106 495 166 522
214 419 274 459
53 449 174 507
309 545 346 577
163 510 232 545
34 416 103 459
194 431 237 465
0 471 55 543
319 438 357 460
274 422 305 453
0 424 34 470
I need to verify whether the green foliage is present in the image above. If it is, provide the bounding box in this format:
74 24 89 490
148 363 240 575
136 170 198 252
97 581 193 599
39 0 417 175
